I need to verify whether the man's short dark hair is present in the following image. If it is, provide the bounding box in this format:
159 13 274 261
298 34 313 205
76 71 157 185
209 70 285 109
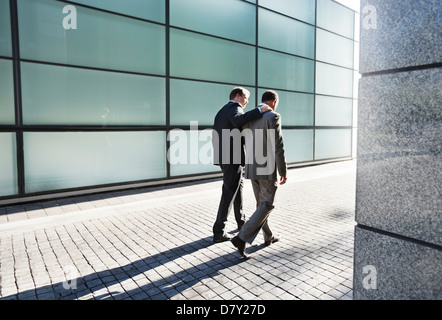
229 87 250 100
261 90 278 103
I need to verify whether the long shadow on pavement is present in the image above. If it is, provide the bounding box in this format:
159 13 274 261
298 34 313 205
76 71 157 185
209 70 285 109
1 235 255 300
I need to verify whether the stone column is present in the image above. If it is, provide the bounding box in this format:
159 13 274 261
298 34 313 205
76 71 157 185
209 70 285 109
353 0 441 299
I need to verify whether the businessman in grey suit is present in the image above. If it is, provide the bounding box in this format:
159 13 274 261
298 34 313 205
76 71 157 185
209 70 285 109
231 90 287 259
212 87 272 243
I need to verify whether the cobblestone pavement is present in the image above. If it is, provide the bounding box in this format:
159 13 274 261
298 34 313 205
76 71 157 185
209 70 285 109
0 160 356 300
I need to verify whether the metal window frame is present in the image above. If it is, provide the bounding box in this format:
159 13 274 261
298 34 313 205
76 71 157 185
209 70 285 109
1 0 356 205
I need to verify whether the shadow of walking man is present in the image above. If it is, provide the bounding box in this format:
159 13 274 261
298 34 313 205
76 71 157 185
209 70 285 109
1 235 252 300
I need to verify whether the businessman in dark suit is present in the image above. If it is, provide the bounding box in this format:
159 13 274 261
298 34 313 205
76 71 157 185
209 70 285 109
231 90 287 258
212 87 271 243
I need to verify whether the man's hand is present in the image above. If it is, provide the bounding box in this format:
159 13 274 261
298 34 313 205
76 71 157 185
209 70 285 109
259 104 272 113
279 176 287 185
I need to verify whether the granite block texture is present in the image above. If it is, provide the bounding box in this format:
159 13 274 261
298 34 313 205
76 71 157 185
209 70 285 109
360 0 442 73
355 0 441 300
353 226 442 300
357 68 442 245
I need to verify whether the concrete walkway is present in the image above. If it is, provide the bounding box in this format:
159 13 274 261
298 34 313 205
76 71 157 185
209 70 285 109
0 160 356 300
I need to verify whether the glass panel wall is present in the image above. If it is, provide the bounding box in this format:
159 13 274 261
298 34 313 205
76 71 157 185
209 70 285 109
315 129 352 160
0 59 15 125
316 62 353 98
170 0 256 44
170 79 255 126
317 0 354 39
169 130 220 176
258 8 314 58
258 0 315 25
258 48 314 92
21 62 166 125
316 29 354 68
0 133 18 196
0 0 12 57
282 130 314 163
316 96 353 126
70 0 166 23
18 0 165 74
314 0 355 161
24 131 166 193
258 88 314 126
170 28 255 85
1 0 357 202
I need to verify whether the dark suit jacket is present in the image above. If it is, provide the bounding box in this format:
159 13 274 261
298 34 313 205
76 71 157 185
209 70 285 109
243 110 287 180
212 101 262 166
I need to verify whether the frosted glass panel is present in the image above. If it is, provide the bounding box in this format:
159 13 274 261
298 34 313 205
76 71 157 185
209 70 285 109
317 29 354 68
258 89 313 126
70 0 165 23
169 130 220 176
0 133 18 196
21 62 166 125
317 0 354 39
0 60 15 125
282 130 313 163
259 8 314 58
170 79 255 126
18 0 165 74
259 0 315 24
170 29 255 85
0 0 12 57
316 62 353 98
316 96 353 126
315 129 352 159
24 131 166 193
258 49 314 92
170 0 255 44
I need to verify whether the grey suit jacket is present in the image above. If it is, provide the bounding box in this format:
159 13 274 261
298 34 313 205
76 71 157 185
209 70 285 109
243 108 287 180
212 101 262 166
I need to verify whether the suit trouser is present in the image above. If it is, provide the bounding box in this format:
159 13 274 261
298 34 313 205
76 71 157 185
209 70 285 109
238 179 277 244
213 164 245 237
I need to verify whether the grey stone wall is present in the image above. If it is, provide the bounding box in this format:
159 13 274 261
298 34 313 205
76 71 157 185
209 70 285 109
354 0 441 299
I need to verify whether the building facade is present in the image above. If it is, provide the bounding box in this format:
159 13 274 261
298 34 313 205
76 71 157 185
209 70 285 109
354 0 441 299
0 0 357 205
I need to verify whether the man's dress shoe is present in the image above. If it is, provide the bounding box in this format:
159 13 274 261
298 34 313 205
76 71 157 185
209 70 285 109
213 235 232 243
231 236 249 259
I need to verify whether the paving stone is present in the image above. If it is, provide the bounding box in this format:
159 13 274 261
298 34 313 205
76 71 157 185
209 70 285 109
0 161 356 301
37 291 57 300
